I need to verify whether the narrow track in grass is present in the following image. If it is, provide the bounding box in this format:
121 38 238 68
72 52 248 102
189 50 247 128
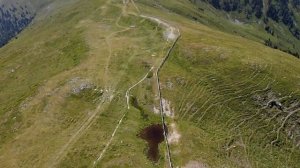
125 67 154 109
92 67 154 167
92 1 181 167
48 1 133 167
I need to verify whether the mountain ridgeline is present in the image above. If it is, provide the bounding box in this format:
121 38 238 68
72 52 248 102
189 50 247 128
194 0 297 27
0 1 35 47
0 0 300 167
190 0 300 58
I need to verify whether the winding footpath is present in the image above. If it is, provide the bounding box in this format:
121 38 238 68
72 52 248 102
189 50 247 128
126 67 154 109
49 93 109 168
48 0 131 167
92 1 181 167
93 67 154 167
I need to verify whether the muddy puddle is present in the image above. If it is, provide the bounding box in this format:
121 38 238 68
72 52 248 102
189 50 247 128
139 124 167 162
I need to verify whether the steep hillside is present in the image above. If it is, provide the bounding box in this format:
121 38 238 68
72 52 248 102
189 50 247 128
0 0 34 47
0 0 77 47
197 0 300 40
0 0 299 168
179 0 300 58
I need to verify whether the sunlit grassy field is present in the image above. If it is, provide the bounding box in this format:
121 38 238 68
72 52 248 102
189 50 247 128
0 0 300 167
0 0 169 167
150 2 300 167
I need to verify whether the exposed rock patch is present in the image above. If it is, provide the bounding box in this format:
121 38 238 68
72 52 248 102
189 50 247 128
69 77 94 95
167 123 181 144
252 91 300 146
139 15 180 42
153 106 160 114
162 98 174 118
183 161 209 168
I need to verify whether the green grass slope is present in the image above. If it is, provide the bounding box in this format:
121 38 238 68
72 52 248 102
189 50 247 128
142 0 300 59
0 0 170 167
138 0 300 167
0 0 300 168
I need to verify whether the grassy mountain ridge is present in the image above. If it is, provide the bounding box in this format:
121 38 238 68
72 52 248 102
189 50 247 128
137 1 300 166
0 0 299 167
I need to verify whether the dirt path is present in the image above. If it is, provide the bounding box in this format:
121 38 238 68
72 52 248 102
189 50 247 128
130 0 140 14
92 2 181 167
126 67 154 109
103 28 131 86
92 111 126 167
92 67 154 167
140 15 180 42
47 0 129 167
93 1 180 167
94 2 180 167
48 92 111 168
91 2 155 167
103 0 133 86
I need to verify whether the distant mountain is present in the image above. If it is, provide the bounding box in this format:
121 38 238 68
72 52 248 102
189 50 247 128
189 0 300 58
194 0 298 36
0 0 35 47
0 0 61 47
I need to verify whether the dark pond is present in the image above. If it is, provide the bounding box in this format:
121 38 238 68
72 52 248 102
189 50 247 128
139 124 166 162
